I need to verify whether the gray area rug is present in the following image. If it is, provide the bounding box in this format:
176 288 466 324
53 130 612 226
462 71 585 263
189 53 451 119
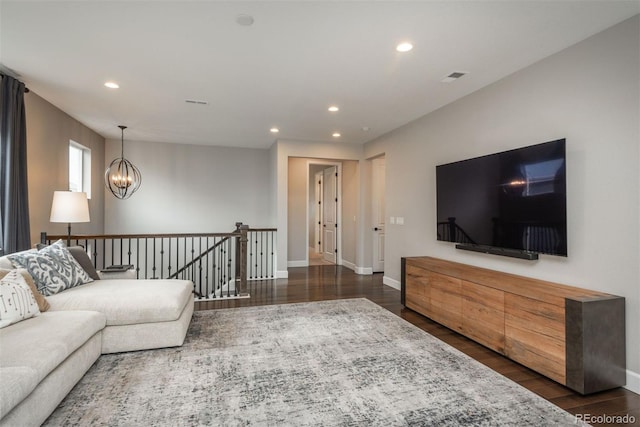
45 298 585 426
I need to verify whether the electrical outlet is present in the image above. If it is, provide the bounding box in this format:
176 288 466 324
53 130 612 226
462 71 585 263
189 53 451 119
396 217 404 225
390 217 396 224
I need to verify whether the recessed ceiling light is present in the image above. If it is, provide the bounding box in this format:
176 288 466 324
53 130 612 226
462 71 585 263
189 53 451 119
328 106 339 112
332 132 341 138
270 127 279 133
104 81 119 89
396 42 413 53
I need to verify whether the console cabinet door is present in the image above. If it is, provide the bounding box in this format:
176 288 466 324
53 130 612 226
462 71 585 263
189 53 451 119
405 265 430 315
428 271 463 333
504 293 566 384
461 281 505 353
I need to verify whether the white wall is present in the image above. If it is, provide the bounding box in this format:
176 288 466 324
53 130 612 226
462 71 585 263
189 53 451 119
104 139 273 233
364 16 640 385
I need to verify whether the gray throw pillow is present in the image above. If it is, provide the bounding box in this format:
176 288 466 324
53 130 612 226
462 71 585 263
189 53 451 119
67 246 101 281
7 240 93 296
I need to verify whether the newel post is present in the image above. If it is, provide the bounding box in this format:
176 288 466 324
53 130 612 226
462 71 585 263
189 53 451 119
235 222 249 295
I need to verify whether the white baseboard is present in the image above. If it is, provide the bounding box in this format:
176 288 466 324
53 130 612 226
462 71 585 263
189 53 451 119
276 270 289 279
383 276 401 290
287 260 307 268
355 267 373 275
625 369 640 394
342 260 356 271
340 261 373 275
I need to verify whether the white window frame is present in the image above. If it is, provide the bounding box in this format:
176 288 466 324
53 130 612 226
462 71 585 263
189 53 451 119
69 140 91 199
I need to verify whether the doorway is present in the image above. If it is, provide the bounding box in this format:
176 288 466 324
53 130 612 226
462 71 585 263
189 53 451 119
307 161 342 266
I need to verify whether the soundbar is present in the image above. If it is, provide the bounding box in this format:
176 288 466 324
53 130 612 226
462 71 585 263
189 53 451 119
455 243 539 260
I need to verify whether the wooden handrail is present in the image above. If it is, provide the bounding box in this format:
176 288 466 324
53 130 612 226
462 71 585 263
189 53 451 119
42 232 238 241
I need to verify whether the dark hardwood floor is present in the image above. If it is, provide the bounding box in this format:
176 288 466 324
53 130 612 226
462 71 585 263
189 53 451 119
195 265 640 427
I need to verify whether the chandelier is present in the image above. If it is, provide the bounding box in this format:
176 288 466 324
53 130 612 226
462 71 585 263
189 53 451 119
104 125 142 199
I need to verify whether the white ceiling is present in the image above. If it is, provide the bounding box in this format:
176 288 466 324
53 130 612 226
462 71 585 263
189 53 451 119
1 1 638 149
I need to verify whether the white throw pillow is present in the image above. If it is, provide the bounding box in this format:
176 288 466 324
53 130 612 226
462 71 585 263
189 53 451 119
7 240 93 296
0 270 41 328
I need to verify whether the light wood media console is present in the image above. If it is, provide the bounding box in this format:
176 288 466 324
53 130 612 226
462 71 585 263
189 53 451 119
401 256 626 394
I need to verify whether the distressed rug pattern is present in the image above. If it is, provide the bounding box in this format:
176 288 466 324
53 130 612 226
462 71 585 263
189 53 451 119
44 299 584 426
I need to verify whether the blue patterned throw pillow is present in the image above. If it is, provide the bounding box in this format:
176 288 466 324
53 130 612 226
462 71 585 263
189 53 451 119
7 240 93 296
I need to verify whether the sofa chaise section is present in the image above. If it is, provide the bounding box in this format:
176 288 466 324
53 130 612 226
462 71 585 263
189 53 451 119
0 311 106 426
47 279 194 353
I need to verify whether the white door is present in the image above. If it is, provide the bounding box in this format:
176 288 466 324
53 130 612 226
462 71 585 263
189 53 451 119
314 171 323 254
323 166 337 263
372 157 385 272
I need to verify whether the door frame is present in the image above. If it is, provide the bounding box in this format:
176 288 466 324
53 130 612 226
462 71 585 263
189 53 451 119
371 156 386 273
306 160 342 266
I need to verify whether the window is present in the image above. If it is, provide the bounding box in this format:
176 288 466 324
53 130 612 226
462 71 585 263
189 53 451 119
69 141 91 198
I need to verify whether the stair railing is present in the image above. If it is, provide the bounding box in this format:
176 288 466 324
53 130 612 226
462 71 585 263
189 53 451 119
40 223 275 300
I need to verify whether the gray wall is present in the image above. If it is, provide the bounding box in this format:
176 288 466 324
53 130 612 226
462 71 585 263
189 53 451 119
104 139 272 233
341 160 358 268
287 157 308 263
365 16 640 380
25 92 105 244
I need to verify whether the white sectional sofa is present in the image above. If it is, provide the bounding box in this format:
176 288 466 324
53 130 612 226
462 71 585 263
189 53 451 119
0 244 194 426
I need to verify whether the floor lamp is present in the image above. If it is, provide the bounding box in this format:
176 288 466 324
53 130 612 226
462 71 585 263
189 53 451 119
49 191 90 246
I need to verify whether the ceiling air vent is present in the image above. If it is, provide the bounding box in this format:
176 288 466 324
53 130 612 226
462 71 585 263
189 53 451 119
441 71 467 83
185 99 208 105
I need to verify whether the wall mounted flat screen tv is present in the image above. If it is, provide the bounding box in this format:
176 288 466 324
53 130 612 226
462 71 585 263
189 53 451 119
436 139 567 257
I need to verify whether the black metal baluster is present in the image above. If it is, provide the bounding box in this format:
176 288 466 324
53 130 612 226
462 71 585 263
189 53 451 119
174 236 179 279
101 239 106 270
260 231 264 279
92 239 98 269
168 238 172 279
152 238 157 279
254 232 258 280
227 237 232 297
136 238 140 279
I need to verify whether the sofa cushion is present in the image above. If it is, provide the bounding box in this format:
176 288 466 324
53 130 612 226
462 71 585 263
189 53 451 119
0 366 39 419
0 311 105 417
0 268 50 312
47 279 193 326
0 255 15 269
67 246 101 280
7 240 93 296
0 271 40 329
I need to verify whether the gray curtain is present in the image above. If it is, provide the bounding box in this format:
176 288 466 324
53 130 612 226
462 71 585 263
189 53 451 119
0 75 30 255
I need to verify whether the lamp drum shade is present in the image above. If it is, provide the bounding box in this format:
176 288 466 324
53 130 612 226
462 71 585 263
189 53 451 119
50 191 90 223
